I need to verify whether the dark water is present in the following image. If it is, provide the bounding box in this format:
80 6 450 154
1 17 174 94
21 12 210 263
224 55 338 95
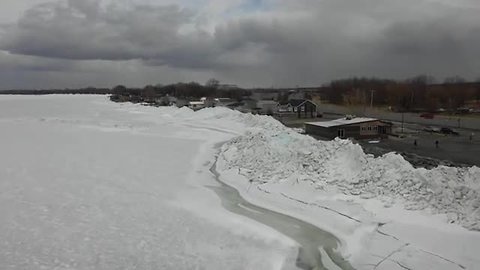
209 157 354 270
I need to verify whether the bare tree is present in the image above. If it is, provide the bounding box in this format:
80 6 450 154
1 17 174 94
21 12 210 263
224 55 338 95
205 78 220 89
141 85 156 103
112 85 128 96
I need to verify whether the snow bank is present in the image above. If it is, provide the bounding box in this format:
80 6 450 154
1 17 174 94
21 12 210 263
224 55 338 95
216 113 480 230
168 106 285 130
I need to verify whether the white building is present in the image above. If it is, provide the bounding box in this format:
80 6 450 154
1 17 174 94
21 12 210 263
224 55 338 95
188 101 205 111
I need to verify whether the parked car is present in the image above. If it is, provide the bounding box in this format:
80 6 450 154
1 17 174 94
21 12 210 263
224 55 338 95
440 127 459 135
455 108 473 114
420 113 434 119
423 126 440 133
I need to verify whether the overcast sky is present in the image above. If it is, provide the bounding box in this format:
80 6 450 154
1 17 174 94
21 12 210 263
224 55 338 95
1 0 479 89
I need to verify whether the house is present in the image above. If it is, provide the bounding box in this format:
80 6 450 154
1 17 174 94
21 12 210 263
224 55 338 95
284 99 319 118
200 97 216 107
156 95 177 106
305 116 392 139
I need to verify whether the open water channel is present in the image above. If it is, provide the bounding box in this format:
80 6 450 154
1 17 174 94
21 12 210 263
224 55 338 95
209 153 354 270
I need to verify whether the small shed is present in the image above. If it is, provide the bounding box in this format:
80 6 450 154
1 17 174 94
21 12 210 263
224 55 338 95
214 98 237 107
305 117 392 139
188 101 205 111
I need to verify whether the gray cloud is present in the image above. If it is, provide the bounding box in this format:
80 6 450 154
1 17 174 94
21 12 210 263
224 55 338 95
0 51 73 72
1 1 201 60
214 0 480 85
0 56 214 89
1 0 480 89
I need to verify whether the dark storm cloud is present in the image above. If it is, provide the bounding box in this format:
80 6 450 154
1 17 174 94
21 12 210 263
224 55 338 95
1 0 480 88
381 19 480 57
1 1 206 61
211 0 480 84
0 51 72 72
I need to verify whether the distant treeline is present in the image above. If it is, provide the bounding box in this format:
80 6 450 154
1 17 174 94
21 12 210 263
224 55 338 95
321 76 480 111
2 76 480 111
0 88 112 95
111 81 252 102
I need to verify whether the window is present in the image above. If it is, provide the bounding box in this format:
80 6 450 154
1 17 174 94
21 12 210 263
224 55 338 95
337 129 345 138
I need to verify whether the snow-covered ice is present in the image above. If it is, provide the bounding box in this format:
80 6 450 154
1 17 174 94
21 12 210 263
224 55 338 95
2 94 480 270
0 95 298 270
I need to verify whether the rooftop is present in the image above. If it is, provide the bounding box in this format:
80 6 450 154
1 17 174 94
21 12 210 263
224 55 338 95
257 100 279 104
189 101 205 105
306 117 379 128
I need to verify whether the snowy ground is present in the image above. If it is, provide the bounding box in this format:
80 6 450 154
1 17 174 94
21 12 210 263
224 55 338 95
2 95 479 270
0 95 298 270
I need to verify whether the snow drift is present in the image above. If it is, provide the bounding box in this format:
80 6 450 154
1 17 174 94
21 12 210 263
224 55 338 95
195 108 480 231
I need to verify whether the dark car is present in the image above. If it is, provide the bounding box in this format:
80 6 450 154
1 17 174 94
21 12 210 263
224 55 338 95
440 127 459 135
420 113 434 119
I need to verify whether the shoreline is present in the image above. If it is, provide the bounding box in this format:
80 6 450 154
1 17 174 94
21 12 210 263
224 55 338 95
217 148 480 269
209 145 354 270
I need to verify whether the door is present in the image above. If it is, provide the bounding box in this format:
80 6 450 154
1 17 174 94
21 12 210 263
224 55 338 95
379 126 386 134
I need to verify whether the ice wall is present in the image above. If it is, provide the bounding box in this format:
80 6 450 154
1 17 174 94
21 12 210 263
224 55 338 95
195 108 480 230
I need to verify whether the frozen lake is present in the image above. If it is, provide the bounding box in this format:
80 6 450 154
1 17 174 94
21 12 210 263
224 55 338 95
0 95 300 270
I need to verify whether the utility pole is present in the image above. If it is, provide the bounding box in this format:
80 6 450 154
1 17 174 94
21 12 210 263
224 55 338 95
401 96 407 135
401 112 404 134
411 90 414 107
362 89 367 117
370 90 374 108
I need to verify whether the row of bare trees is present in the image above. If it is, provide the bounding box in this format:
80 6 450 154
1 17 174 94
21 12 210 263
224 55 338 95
322 76 480 111
111 79 251 103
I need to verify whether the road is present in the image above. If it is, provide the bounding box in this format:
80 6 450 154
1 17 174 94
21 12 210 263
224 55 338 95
320 103 480 131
